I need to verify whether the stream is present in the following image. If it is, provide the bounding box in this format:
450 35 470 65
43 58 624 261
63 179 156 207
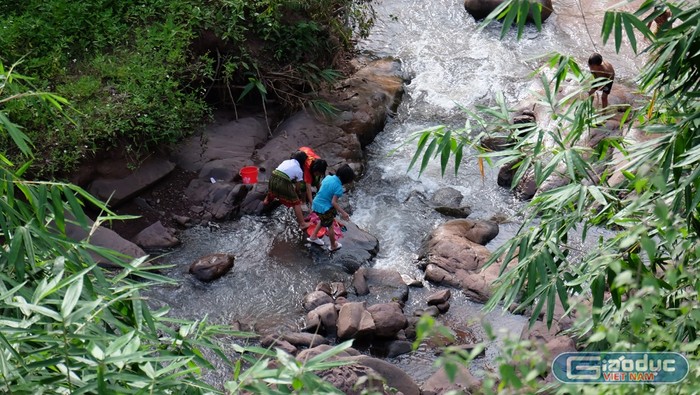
146 0 644 385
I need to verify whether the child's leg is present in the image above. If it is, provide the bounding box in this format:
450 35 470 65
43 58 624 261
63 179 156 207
293 204 310 228
328 228 337 249
601 92 609 109
309 222 322 239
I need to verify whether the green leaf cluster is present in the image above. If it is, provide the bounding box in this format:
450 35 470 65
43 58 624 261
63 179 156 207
408 0 700 393
0 0 373 177
1 63 360 394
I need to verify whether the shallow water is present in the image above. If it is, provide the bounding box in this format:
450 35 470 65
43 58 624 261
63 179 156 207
147 0 645 384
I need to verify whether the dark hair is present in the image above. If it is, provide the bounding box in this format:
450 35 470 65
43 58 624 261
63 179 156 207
335 164 355 185
291 151 308 170
310 159 327 175
588 53 603 66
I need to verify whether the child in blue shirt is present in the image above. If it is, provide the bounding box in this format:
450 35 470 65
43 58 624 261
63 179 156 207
307 164 355 251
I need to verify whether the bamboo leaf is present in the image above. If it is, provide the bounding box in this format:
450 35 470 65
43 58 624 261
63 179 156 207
614 12 623 53
419 138 439 176
61 275 83 318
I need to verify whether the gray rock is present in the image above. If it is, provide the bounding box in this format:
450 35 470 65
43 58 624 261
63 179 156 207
427 289 452 306
302 291 334 312
132 221 180 250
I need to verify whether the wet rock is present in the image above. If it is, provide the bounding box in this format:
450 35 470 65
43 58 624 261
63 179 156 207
260 336 298 355
328 58 405 147
239 189 268 215
429 187 472 218
405 317 419 340
367 302 407 338
337 302 376 340
345 355 421 395
436 343 485 358
335 296 349 306
302 291 334 312
132 221 180 250
427 289 452 305
311 303 338 336
436 302 450 314
434 206 472 218
372 339 413 358
296 344 360 362
455 258 507 303
316 364 388 395
352 269 369 296
184 180 249 220
315 282 332 296
421 220 493 274
422 363 482 395
172 214 194 227
464 0 553 22
481 135 515 151
401 274 424 287
188 253 234 282
430 187 463 207
303 310 321 333
282 332 328 348
498 159 518 189
414 306 440 318
331 282 348 298
354 267 409 303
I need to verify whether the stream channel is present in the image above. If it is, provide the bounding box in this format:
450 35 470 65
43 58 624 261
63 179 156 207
146 0 643 385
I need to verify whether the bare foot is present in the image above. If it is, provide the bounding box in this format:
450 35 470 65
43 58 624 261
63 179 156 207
300 222 311 230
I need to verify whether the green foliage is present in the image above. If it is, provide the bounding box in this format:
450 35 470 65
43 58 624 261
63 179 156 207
1 59 360 394
0 0 374 176
409 0 700 393
226 341 354 394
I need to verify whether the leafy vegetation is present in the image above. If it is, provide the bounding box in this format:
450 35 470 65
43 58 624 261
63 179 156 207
0 0 373 177
1 58 362 394
409 0 699 392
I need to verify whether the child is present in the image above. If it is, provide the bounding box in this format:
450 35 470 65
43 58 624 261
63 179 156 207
587 53 615 109
298 146 327 206
307 164 355 251
264 151 310 229
647 7 672 35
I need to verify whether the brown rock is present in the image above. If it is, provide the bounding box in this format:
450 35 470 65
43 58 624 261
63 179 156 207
427 289 452 305
188 253 234 282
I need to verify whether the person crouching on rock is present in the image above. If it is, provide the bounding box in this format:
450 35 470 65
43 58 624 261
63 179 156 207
298 146 327 208
264 150 311 229
307 164 355 251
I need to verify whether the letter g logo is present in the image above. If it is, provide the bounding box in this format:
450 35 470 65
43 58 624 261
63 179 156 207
567 356 601 380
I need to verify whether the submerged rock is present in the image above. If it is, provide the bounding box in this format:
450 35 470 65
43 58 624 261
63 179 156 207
464 0 553 22
189 253 234 282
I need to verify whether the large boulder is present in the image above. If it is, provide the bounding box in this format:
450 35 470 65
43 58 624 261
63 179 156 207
422 363 482 395
352 267 409 303
88 156 176 207
337 302 376 340
464 0 553 22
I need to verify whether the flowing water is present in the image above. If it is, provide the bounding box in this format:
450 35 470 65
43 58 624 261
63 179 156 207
147 0 645 384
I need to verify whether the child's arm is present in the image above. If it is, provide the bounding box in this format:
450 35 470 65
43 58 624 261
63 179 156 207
331 195 350 221
306 182 314 204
